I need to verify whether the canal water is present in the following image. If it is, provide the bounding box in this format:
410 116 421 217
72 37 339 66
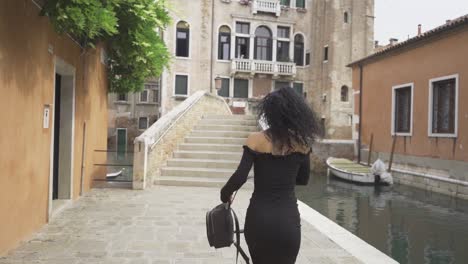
296 174 468 264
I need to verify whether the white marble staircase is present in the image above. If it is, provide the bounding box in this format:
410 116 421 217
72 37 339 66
157 115 258 188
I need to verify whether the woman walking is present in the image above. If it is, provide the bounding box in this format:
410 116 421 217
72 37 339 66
220 87 321 264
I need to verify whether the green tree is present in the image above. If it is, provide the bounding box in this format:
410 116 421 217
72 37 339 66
42 0 171 93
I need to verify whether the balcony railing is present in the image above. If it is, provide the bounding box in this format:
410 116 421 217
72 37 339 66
232 59 296 76
252 0 281 16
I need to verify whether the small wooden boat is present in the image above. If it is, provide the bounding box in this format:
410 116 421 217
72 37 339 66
326 157 393 185
106 169 124 179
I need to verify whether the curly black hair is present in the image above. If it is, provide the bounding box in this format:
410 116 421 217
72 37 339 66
256 87 322 153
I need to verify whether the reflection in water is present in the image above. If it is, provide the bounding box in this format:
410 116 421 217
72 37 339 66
296 174 468 264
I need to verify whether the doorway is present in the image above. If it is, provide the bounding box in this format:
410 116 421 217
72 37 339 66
49 58 75 217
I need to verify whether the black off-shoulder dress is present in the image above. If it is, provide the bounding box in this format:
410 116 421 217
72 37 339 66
220 145 311 264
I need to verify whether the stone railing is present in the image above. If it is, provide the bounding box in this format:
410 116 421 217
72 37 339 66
232 59 296 76
132 91 232 189
252 0 281 16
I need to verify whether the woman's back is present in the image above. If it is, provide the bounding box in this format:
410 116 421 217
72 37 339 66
220 132 311 264
220 87 320 263
244 132 310 204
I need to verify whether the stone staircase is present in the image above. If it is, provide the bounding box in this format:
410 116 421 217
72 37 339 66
157 114 259 188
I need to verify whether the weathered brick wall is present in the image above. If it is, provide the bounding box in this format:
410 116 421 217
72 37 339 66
141 94 230 187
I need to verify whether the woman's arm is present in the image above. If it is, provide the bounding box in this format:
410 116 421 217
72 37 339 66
220 134 257 203
296 155 310 185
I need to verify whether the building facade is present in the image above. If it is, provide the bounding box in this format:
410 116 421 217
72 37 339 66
0 0 109 255
108 78 161 152
162 0 375 139
349 16 468 195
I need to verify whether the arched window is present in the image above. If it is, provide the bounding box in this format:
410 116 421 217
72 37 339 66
176 21 190 57
254 26 273 61
344 12 349 23
294 34 304 66
341 85 349 102
218 26 231 60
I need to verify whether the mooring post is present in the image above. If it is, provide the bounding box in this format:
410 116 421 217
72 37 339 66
388 135 397 172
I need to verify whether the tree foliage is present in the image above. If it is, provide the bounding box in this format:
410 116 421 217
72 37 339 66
42 0 171 93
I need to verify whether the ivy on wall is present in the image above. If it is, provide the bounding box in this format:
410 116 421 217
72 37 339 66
42 0 171 93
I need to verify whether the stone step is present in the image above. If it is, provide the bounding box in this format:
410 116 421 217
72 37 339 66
190 130 250 138
199 119 258 126
185 137 246 145
203 115 256 120
161 167 250 178
173 150 242 161
178 143 244 152
156 176 254 189
194 124 258 132
167 158 239 169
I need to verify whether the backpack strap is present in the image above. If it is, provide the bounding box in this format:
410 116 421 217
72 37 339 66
231 208 250 264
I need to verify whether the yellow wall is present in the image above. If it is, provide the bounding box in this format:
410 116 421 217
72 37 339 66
352 27 468 162
0 0 108 255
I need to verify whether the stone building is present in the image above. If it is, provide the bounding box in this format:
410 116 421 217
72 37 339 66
107 78 161 152
348 15 468 198
0 0 108 255
161 0 375 139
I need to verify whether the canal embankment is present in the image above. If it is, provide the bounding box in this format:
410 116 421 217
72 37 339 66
362 149 468 200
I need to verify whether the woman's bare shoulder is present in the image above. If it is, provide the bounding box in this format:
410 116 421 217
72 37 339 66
246 132 270 152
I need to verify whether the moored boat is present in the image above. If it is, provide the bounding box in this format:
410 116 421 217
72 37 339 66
106 169 124 179
326 157 393 185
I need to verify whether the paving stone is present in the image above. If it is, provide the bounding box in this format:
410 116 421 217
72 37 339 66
1 186 363 264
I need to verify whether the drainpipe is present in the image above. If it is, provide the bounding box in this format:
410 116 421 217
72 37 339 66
357 64 363 163
209 0 215 93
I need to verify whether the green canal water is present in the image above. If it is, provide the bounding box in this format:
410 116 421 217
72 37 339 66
296 174 468 264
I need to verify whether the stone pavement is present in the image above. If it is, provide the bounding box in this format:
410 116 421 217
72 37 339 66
0 186 362 264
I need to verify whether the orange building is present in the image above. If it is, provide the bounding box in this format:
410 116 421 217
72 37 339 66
0 0 108 254
349 15 468 198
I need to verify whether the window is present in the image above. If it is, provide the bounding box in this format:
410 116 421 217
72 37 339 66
277 26 290 39
234 79 249 98
344 12 349 23
236 22 250 34
175 75 188 96
153 89 160 103
392 84 413 135
324 46 329 61
280 0 290 6
235 37 250 59
140 90 149 102
217 78 230 97
145 83 158 90
218 26 231 60
277 27 290 62
341 85 349 102
277 41 290 62
430 76 458 136
275 81 290 90
176 21 190 57
293 82 304 96
117 93 127 101
138 117 148 130
294 35 304 66
305 52 310 65
296 0 305 8
144 83 160 103
255 26 273 61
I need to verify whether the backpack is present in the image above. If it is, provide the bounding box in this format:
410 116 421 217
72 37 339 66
206 192 250 263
